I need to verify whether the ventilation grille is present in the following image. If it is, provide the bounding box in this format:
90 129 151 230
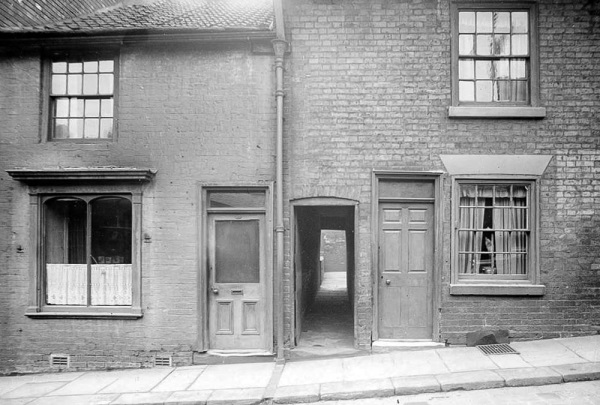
50 354 70 367
155 355 172 367
477 343 520 355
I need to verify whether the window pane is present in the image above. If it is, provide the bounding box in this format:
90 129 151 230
101 99 114 117
69 118 84 138
510 59 527 79
84 119 100 138
459 34 475 55
44 198 87 265
494 59 510 79
512 12 528 33
83 61 98 73
477 12 493 33
67 74 82 95
215 220 260 283
51 75 66 95
68 62 82 73
55 98 69 117
83 74 98 95
476 80 493 102
513 80 528 102
458 81 475 102
494 81 511 102
476 60 492 79
493 34 510 55
494 12 511 33
459 59 474 80
476 34 493 55
99 60 114 72
459 12 475 33
91 197 132 265
99 74 114 94
54 119 69 139
85 99 100 117
100 119 113 138
208 191 266 208
70 98 84 117
52 62 67 73
512 34 529 55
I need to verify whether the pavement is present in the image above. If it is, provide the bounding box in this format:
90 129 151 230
1 335 599 405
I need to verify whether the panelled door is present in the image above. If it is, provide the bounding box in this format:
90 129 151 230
378 202 434 339
208 214 268 351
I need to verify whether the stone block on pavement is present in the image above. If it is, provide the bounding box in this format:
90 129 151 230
112 391 173 404
320 378 394 401
165 390 211 405
391 375 441 395
207 388 265 405
273 384 320 403
436 370 505 392
495 367 563 387
552 362 600 382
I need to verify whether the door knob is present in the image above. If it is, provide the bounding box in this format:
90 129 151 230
211 287 219 294
385 279 391 285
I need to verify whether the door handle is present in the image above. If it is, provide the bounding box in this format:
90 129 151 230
211 287 219 294
385 279 391 285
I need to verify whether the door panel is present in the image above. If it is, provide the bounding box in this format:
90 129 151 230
208 214 268 350
378 202 433 339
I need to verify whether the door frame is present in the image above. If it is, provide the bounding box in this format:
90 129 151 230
371 171 443 342
289 196 359 348
198 184 273 353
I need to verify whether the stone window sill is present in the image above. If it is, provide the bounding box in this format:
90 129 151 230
450 284 545 296
25 306 143 319
448 106 547 118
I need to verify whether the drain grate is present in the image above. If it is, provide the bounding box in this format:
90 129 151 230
477 343 519 355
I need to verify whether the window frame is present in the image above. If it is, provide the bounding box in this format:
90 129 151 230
42 49 119 142
450 175 544 295
449 1 545 118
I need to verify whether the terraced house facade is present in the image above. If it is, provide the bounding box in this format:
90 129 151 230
0 0 599 373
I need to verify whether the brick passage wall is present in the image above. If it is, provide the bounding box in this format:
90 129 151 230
283 0 600 346
0 42 276 373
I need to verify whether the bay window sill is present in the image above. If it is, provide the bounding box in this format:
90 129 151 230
26 306 143 319
450 283 545 296
448 106 547 118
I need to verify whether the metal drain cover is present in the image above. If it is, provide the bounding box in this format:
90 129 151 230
477 343 519 355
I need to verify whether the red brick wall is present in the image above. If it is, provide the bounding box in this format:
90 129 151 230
282 0 600 346
0 42 276 373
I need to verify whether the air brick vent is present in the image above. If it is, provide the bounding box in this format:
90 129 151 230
50 354 70 367
155 355 172 367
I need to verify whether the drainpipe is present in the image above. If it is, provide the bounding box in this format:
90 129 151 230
272 0 287 362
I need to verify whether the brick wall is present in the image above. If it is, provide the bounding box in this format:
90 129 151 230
283 0 600 346
0 42 276 373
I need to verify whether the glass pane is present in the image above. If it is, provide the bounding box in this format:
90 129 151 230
208 191 266 208
510 59 527 79
495 185 510 199
69 118 84 138
68 62 82 73
494 81 511 101
52 62 67 73
476 60 492 79
70 98 84 117
459 184 477 199
478 185 494 198
45 198 87 264
83 74 98 95
458 81 474 102
51 75 66 95
459 59 474 79
493 34 510 55
476 80 493 102
512 12 528 33
459 12 475 33
512 209 528 229
476 34 493 55
84 119 100 138
85 99 100 117
459 34 475 55
55 98 69 117
99 74 114 94
494 59 510 79
67 74 82 95
215 220 260 283
91 197 132 264
54 119 69 139
100 119 113 138
513 185 529 199
101 99 114 117
512 34 529 55
513 80 528 102
477 12 493 33
83 61 98 73
494 12 510 33
99 60 114 72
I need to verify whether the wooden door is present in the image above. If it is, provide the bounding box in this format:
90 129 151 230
378 202 433 339
208 214 269 350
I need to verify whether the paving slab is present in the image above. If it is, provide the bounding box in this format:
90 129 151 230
391 374 441 395
0 398 35 405
487 353 532 369
436 369 505 391
189 363 273 391
272 383 320 403
278 359 344 386
49 371 120 396
511 339 589 367
556 335 600 362
319 378 394 401
165 389 211 404
111 391 173 404
99 368 173 394
2 381 67 399
206 387 265 405
552 362 600 382
495 366 563 387
389 350 450 377
0 373 84 396
435 347 498 372
151 366 206 392
341 354 397 381
29 393 118 405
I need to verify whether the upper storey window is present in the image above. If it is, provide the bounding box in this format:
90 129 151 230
449 3 545 118
48 55 116 140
